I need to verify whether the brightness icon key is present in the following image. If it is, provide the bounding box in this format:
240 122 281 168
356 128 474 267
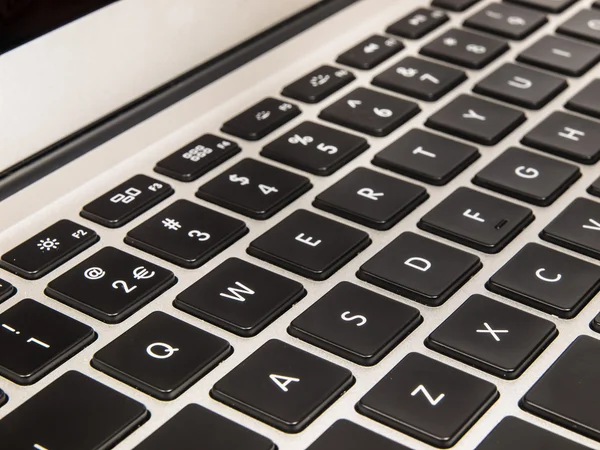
0 219 99 280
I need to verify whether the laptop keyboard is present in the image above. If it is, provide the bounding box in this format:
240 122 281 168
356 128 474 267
1 0 600 448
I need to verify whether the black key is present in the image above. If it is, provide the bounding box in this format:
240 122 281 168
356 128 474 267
0 371 147 450
558 9 600 45
373 56 467 101
566 79 600 119
357 353 498 448
289 282 421 366
262 121 369 176
541 197 600 260
590 176 600 197
307 420 411 450
387 8 449 39
134 404 276 450
592 313 600 333
211 339 354 433
426 294 557 379
175 258 305 337
1 220 98 280
521 336 600 442
0 389 5 408
282 65 355 104
46 246 176 323
432 0 481 11
336 35 403 70
487 243 600 318
196 158 311 219
464 3 547 40
81 175 173 228
473 147 580 206
426 94 526 145
373 129 479 185
154 134 240 182
313 167 428 230
421 28 509 69
418 187 534 253
357 232 481 306
517 35 600 76
505 0 577 13
0 279 15 304
476 417 592 450
473 63 567 109
125 200 247 268
221 98 301 141
0 299 95 385
92 312 231 400
247 209 370 281
319 88 420 137
595 1 600 9
522 111 600 164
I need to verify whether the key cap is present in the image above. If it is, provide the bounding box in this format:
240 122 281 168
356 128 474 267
0 279 15 304
373 129 480 185
566 79 600 119
387 8 449 39
590 176 600 197
1 220 98 280
432 0 482 11
0 389 5 408
558 9 600 45
336 35 403 70
517 35 600 76
592 313 600 333
154 134 240 182
373 56 467 101
282 66 355 104
421 28 509 69
473 63 567 109
426 294 557 379
0 371 148 450
262 121 369 176
92 312 231 400
473 147 580 206
247 209 370 281
541 197 600 260
175 258 305 337
289 282 422 366
314 167 428 230
476 416 591 450
307 420 411 450
81 174 173 228
487 242 600 318
0 299 95 385
221 98 301 141
357 353 498 448
505 0 577 13
196 158 311 219
211 339 354 433
521 336 600 442
464 3 547 40
522 111 600 164
46 246 176 323
125 199 248 268
134 404 276 450
418 187 534 253
357 232 481 306
426 94 526 145
319 88 420 137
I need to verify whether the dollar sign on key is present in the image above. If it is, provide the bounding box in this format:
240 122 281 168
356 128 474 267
229 174 250 186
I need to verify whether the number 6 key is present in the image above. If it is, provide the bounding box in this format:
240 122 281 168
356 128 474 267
46 247 176 323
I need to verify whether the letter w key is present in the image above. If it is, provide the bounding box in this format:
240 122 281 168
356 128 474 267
220 281 255 302
411 384 445 406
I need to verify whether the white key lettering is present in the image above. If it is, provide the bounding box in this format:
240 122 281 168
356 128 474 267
295 233 322 247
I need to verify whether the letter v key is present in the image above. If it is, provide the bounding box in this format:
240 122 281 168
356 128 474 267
411 385 445 406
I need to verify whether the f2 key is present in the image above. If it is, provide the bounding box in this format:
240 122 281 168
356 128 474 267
81 175 173 228
1 220 98 280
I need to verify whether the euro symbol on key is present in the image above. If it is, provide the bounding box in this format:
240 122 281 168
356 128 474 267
133 266 155 280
